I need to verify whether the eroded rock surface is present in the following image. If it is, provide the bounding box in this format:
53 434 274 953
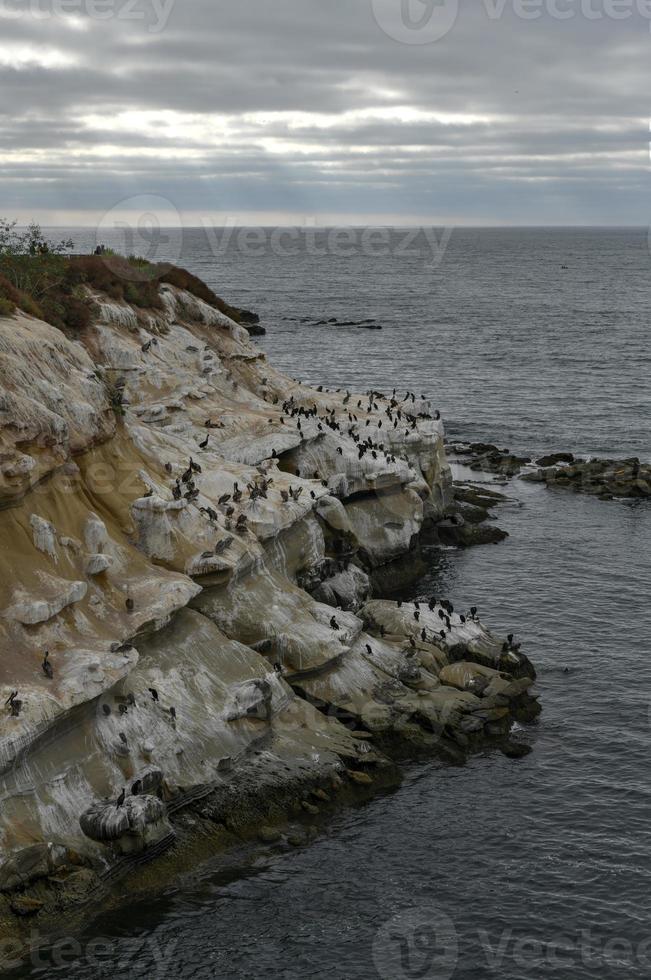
0 281 533 954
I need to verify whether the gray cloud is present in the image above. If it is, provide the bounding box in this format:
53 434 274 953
0 0 649 223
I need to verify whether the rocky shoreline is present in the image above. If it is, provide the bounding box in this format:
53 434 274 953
448 442 651 500
0 274 538 966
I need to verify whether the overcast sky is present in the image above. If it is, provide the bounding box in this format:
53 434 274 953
0 0 649 225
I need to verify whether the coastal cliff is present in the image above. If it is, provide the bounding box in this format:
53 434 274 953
0 269 538 956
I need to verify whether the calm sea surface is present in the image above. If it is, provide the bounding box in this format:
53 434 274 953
10 228 651 979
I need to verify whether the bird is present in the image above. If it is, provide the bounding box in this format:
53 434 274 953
141 340 152 353
365 644 373 655
421 629 427 642
199 435 209 450
172 480 182 501
119 732 128 746
235 514 248 532
101 704 111 717
6 691 23 717
42 651 54 679
330 616 340 631
169 707 177 721
218 493 231 506
148 688 159 702
414 611 420 622
164 462 173 474
125 596 135 612
115 788 126 808
215 536 234 555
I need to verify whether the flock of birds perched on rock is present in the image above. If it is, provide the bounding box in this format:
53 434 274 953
4 355 526 829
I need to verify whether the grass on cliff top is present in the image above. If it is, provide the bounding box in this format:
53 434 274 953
0 254 241 336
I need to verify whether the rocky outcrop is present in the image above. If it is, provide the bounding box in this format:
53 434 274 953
0 278 533 959
521 457 651 499
447 441 531 477
449 439 650 502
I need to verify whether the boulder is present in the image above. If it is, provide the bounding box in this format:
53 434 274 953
80 795 173 854
535 452 574 467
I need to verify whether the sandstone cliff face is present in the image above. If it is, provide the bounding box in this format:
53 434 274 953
0 283 535 933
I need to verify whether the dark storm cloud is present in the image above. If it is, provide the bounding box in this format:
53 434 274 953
0 0 649 222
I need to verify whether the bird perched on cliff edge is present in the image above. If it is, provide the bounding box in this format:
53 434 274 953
6 691 23 717
115 788 126 808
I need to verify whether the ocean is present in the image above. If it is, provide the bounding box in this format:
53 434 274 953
10 227 651 979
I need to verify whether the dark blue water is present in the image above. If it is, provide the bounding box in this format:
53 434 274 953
12 228 651 979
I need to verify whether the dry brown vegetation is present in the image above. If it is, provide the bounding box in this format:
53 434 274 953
0 254 241 335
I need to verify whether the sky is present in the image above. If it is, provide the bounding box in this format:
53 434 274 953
0 0 649 226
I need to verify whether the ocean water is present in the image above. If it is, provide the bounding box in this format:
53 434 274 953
9 228 651 979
